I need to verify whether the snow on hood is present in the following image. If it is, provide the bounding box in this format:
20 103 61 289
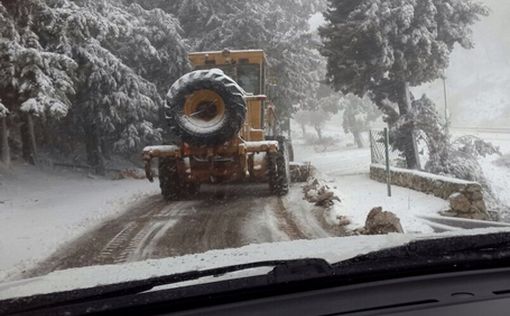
1 228 509 301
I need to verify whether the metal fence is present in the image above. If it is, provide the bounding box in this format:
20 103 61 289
369 129 404 167
369 128 396 197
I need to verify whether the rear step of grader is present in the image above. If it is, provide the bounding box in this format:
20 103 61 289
143 49 309 201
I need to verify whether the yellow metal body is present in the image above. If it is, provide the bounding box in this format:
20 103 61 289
144 49 279 185
189 49 267 142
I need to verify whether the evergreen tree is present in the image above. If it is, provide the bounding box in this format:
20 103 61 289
320 0 488 168
0 0 77 164
140 0 327 124
1 0 189 171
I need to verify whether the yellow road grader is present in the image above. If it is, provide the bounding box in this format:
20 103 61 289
143 49 296 200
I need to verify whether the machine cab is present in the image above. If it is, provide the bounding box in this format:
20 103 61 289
188 49 266 95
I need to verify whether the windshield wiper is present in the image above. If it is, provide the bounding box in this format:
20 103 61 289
333 232 510 279
1 258 333 315
5 233 510 315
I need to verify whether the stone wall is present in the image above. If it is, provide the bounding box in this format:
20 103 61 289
370 164 489 220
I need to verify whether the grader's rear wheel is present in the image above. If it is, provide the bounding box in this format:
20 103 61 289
159 158 180 201
159 158 200 201
268 142 290 196
266 136 294 162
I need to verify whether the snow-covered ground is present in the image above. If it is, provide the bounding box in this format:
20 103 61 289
294 135 448 234
1 126 508 284
293 121 510 225
0 165 157 280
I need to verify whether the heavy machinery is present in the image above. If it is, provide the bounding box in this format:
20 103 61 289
143 49 293 200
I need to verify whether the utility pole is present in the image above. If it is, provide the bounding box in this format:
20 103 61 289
384 127 392 197
442 75 449 134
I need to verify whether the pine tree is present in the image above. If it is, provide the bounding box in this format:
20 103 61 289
320 0 488 169
0 99 9 165
0 0 77 164
1 0 189 171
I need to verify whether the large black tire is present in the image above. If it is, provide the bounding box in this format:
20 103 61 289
268 142 290 196
266 136 294 162
159 158 200 201
166 69 246 146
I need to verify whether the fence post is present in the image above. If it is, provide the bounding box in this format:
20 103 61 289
384 127 392 197
369 130 374 163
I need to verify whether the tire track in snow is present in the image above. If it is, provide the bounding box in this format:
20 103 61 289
25 184 347 280
272 198 307 240
128 202 198 261
103 201 196 264
96 222 138 263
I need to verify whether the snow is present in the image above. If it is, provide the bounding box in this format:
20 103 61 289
0 102 8 117
451 130 510 216
1 227 509 301
0 165 158 281
294 136 449 233
331 174 448 233
371 163 477 185
19 98 41 113
143 145 180 153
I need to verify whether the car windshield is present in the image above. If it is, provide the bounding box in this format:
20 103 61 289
0 0 509 302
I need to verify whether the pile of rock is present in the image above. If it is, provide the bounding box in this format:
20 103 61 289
355 207 404 235
443 188 490 221
289 161 313 183
302 177 341 207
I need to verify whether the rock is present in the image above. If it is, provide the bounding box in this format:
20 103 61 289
472 200 487 212
364 207 404 235
315 191 335 206
449 193 472 213
337 216 351 226
466 184 481 193
469 212 490 221
305 189 318 203
470 191 484 201
290 162 312 183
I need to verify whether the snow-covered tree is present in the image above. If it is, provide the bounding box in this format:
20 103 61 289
141 0 327 124
0 100 9 165
0 0 77 164
340 94 380 148
412 94 500 191
1 0 189 171
70 41 163 173
320 0 488 169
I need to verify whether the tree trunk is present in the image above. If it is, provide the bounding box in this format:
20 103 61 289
353 130 364 148
20 113 37 165
300 123 306 137
0 116 10 166
85 126 106 175
27 113 37 162
397 82 421 170
314 126 322 140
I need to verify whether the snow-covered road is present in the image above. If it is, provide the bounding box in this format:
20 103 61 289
3 130 508 282
22 183 344 280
